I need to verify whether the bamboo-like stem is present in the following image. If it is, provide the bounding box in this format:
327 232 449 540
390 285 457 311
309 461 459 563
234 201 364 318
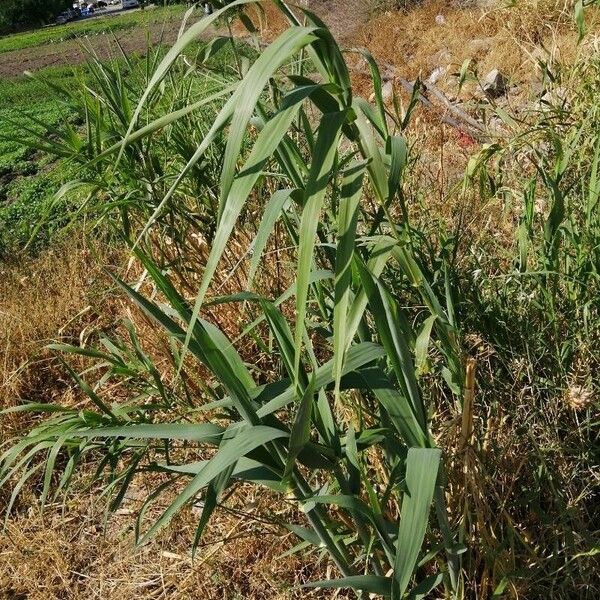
460 358 477 451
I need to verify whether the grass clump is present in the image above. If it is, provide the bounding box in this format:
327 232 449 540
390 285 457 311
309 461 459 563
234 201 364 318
1 3 462 598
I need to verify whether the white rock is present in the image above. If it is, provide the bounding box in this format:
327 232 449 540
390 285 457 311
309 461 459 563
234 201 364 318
382 80 394 102
541 86 567 105
369 80 394 103
435 14 446 25
428 66 447 85
483 68 507 98
489 116 504 131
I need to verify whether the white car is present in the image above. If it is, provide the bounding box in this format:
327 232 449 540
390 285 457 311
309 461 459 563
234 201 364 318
122 0 140 8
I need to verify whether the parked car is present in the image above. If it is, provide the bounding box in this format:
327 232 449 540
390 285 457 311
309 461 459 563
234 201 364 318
57 8 77 23
122 0 140 9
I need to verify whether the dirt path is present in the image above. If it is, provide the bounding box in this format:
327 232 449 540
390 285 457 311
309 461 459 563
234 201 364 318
308 0 369 44
0 1 369 79
0 21 183 78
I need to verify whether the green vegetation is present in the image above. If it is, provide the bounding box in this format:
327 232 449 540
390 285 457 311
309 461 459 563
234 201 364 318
0 66 82 164
0 38 251 254
0 2 197 253
1 7 465 595
1 1 598 599
0 67 82 253
0 3 187 54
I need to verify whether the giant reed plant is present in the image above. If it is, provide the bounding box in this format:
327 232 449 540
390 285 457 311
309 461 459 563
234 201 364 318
1 2 467 596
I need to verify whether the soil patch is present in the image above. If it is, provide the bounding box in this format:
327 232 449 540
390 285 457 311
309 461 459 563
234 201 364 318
0 21 182 78
0 1 372 79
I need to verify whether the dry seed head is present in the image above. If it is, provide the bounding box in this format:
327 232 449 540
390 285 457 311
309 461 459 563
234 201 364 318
564 385 593 411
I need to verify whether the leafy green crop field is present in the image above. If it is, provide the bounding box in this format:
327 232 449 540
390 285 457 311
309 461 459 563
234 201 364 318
0 4 186 54
0 68 76 173
0 40 247 255
0 68 82 253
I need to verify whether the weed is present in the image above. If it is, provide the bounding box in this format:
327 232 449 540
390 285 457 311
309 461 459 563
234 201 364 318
0 3 464 597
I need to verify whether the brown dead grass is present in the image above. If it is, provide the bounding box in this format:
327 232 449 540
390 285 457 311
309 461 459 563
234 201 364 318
2 2 599 599
0 234 345 599
0 478 345 600
0 233 124 432
356 0 600 89
343 0 600 257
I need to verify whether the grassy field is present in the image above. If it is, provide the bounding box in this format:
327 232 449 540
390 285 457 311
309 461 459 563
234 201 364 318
0 2 599 599
0 2 208 253
0 4 186 54
0 67 82 253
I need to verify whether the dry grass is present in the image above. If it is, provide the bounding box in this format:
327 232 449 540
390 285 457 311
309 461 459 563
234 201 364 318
2 2 600 599
339 0 600 264
0 477 346 600
0 221 340 599
0 233 347 599
0 233 124 432
357 0 600 87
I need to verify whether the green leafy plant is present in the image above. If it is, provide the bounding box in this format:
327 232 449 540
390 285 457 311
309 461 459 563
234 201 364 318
1 2 468 597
